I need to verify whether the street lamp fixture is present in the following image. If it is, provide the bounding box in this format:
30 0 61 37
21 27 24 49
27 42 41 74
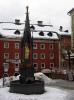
3 63 9 86
67 51 71 70
30 25 35 70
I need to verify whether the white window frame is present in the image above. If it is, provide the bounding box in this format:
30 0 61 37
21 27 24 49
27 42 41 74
40 44 45 49
3 63 9 72
33 53 38 59
15 53 19 59
15 43 19 49
40 53 45 59
33 43 37 49
15 64 19 72
4 53 9 59
50 63 54 68
4 42 9 48
33 63 38 70
50 53 54 59
50 44 53 50
41 63 45 69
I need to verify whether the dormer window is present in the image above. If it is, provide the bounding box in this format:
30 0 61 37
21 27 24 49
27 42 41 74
30 25 35 30
14 29 20 35
47 32 52 36
39 31 44 36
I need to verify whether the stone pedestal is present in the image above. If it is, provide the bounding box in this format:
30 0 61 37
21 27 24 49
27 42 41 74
10 80 44 94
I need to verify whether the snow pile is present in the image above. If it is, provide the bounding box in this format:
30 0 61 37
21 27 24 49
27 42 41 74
0 78 3 87
34 72 56 85
0 75 20 87
0 72 56 87
2 72 74 88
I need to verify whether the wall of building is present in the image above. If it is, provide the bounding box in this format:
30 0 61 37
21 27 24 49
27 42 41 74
60 35 71 69
0 37 60 78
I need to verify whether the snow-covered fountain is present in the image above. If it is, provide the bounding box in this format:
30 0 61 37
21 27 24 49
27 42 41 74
9 6 44 94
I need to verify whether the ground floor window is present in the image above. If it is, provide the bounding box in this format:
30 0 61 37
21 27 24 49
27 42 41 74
50 63 54 68
33 63 38 71
41 63 45 69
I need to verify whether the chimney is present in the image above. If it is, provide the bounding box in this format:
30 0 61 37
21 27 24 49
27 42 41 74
37 21 43 26
59 26 63 31
15 19 20 24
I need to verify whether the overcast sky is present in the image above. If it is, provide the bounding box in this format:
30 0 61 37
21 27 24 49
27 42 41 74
0 0 74 31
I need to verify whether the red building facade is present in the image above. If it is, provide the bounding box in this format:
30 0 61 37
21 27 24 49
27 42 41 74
0 36 60 78
60 34 71 69
0 37 21 77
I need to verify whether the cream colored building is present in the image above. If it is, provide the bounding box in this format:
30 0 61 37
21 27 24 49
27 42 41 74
68 8 74 69
68 8 74 52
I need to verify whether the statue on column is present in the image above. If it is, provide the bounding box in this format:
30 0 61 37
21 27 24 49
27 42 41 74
10 6 44 94
19 6 34 83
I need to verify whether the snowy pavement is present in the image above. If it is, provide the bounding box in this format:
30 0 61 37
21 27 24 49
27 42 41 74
0 86 70 100
48 79 74 89
0 73 74 100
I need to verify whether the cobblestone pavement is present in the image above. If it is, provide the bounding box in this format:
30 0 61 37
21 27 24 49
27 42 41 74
48 79 74 89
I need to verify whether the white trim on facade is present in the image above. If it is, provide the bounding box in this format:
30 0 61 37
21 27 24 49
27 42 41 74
15 53 19 59
4 42 9 48
50 63 54 68
15 43 20 49
33 53 38 59
4 53 9 59
40 44 45 49
33 43 37 49
41 63 45 69
40 53 45 59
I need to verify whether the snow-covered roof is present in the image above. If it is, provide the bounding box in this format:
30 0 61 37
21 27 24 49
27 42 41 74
32 31 58 40
68 8 74 15
58 31 71 36
0 23 24 37
0 22 71 40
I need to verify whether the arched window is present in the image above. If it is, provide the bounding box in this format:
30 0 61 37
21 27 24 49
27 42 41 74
39 31 44 36
14 29 20 35
47 32 52 36
30 25 35 30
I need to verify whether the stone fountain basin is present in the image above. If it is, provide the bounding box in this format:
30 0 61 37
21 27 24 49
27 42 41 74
10 80 45 94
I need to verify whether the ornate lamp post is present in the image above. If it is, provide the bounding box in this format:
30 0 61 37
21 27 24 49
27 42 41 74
67 50 71 70
10 6 44 94
14 65 19 76
67 50 73 81
19 6 35 83
30 25 35 69
3 63 9 86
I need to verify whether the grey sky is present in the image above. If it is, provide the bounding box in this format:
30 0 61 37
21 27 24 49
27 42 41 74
0 0 74 31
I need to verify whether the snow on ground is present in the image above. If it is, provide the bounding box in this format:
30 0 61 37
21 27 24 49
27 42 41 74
0 73 74 100
1 72 74 88
0 86 68 100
